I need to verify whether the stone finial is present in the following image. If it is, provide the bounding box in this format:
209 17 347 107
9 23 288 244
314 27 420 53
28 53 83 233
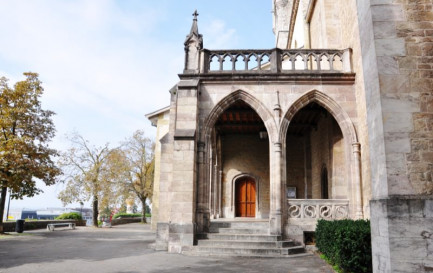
193 10 199 20
184 10 203 73
185 9 203 48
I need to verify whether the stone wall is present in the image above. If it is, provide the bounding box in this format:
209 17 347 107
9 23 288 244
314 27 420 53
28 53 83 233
286 112 347 201
310 114 347 200
168 81 198 253
370 196 433 272
300 0 373 217
355 0 433 271
111 217 142 226
2 220 85 232
331 123 346 199
393 1 433 196
154 90 176 251
310 0 326 48
286 135 307 198
368 1 433 196
337 0 373 217
310 115 331 199
221 134 270 218
151 111 170 230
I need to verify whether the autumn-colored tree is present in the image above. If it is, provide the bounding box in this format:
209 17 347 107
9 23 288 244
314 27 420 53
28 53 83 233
0 73 61 232
113 130 154 223
58 133 114 227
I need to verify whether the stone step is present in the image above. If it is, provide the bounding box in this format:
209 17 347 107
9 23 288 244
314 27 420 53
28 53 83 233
182 250 312 259
194 219 306 258
186 245 305 256
196 239 297 248
210 220 268 229
209 227 268 234
196 233 282 241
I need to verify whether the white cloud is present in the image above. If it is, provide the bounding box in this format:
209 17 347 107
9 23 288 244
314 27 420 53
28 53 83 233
202 19 238 49
0 0 174 143
0 1 175 208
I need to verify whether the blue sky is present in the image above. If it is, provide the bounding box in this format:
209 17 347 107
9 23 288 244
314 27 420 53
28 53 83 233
0 0 276 209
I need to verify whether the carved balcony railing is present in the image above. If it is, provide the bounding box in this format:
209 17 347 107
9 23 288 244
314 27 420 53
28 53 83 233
201 48 352 74
287 199 350 220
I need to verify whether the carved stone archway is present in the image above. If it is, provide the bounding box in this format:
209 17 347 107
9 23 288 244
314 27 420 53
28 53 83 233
280 89 358 143
197 89 283 234
280 89 363 219
201 89 277 143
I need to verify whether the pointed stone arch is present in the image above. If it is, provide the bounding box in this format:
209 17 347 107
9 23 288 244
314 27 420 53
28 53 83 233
279 89 358 144
201 89 277 143
280 89 363 218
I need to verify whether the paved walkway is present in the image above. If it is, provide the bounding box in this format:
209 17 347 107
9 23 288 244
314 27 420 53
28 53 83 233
0 223 334 273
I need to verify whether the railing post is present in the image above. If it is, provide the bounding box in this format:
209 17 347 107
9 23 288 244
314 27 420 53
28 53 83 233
219 55 223 71
342 48 353 73
300 203 304 219
331 204 335 219
231 55 236 71
271 48 281 73
201 49 210 73
303 54 308 70
315 54 321 71
291 55 296 70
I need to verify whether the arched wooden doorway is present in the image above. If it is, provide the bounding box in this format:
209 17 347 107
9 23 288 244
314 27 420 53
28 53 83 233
235 177 256 217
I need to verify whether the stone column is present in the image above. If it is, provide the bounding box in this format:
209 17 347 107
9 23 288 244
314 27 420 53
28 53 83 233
211 164 217 218
167 79 199 253
196 142 209 232
218 170 222 218
352 142 363 219
209 143 215 219
270 142 282 235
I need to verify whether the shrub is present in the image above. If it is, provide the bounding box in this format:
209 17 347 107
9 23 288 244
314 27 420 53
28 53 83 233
112 213 142 219
55 212 82 220
316 219 372 273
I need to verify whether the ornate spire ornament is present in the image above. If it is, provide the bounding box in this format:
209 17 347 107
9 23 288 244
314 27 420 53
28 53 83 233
185 9 203 47
184 10 203 72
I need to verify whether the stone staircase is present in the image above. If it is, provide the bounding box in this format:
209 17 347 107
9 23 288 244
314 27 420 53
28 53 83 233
183 219 306 257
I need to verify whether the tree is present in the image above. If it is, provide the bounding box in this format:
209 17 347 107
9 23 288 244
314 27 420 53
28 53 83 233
0 73 61 232
58 133 114 227
114 130 154 223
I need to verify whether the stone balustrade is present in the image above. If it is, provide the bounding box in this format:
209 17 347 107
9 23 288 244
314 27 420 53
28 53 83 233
287 199 349 220
201 48 352 73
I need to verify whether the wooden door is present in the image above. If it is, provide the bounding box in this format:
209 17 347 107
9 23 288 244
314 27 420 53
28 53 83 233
235 178 256 217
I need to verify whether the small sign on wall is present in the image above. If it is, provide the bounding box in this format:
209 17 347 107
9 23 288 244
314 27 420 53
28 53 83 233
286 186 297 199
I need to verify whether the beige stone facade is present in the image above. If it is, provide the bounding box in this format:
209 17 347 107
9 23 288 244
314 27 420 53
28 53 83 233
145 106 170 230
148 1 432 271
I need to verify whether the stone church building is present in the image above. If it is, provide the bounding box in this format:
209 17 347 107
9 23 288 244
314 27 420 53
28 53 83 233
146 1 432 272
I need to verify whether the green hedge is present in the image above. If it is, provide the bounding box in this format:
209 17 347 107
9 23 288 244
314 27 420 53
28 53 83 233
112 213 145 219
316 219 372 273
55 212 82 220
